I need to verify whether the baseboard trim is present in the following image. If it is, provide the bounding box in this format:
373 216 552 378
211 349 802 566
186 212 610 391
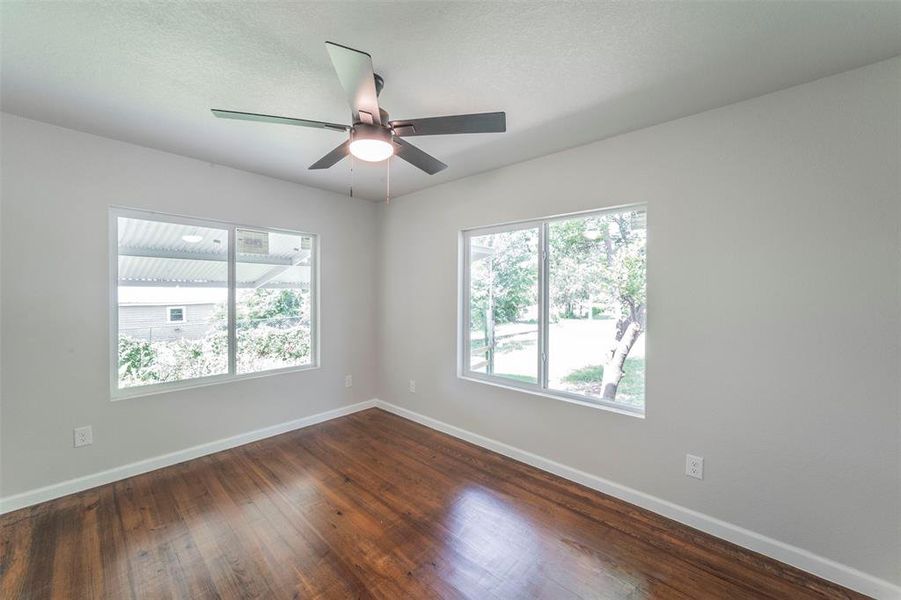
2 398 897 598
373 399 900 600
0 399 378 515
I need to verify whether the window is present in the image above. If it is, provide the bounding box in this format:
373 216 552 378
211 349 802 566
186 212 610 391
462 206 646 414
466 226 540 384
111 208 318 398
235 228 314 374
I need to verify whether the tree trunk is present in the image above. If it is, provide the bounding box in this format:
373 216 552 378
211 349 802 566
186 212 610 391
603 235 614 266
600 321 641 400
603 317 630 362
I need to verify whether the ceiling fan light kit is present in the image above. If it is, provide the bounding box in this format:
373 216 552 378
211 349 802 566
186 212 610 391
211 41 506 181
349 124 394 162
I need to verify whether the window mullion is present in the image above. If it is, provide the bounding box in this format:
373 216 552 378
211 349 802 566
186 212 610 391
538 222 550 390
462 232 472 374
227 225 237 376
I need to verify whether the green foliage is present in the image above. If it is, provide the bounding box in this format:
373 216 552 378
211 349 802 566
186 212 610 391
470 229 538 330
548 217 607 318
606 243 646 321
591 306 608 319
118 336 158 382
547 212 646 324
235 323 311 372
208 288 308 328
118 330 229 387
468 212 646 403
233 289 311 371
238 289 305 325
118 288 312 388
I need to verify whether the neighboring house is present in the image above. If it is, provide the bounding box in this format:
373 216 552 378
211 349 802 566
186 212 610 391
118 302 219 342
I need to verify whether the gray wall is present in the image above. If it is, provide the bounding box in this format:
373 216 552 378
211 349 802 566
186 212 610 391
119 303 216 341
0 113 379 496
1 58 898 591
376 58 900 584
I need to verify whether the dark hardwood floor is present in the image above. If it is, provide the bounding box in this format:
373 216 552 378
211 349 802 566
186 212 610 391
1 408 867 599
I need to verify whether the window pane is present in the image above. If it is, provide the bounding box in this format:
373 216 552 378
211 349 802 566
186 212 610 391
236 229 313 374
468 227 539 384
117 217 229 388
547 210 646 407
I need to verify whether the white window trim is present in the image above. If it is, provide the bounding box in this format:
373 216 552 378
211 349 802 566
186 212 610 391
458 204 646 418
166 306 186 323
109 206 320 401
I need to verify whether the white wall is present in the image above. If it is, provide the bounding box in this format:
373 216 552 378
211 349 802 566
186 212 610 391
377 58 901 586
0 113 379 496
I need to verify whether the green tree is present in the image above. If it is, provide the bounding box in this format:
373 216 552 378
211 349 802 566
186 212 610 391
470 210 646 402
469 229 538 331
597 213 646 400
238 288 306 326
118 336 158 383
548 217 607 318
544 211 646 400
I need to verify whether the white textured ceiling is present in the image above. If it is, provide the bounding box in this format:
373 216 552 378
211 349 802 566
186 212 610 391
2 2 900 200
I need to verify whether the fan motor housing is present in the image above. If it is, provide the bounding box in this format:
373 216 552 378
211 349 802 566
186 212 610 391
351 123 393 144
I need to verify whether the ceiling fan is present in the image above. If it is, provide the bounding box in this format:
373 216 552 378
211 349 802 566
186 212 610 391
212 41 506 175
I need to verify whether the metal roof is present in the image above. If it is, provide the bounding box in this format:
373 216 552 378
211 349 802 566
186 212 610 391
117 217 311 289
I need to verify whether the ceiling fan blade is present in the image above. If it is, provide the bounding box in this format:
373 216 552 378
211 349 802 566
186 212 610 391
309 140 351 170
211 109 349 132
390 112 506 137
393 138 447 175
325 41 382 125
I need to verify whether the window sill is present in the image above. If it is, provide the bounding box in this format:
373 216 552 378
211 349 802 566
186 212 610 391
458 373 645 419
111 364 320 401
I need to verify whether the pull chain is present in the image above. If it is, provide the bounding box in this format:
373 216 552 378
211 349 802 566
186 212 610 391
386 157 390 205
350 154 355 198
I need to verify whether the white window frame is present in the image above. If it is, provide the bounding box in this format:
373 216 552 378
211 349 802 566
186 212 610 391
110 207 320 400
166 306 186 323
458 204 646 418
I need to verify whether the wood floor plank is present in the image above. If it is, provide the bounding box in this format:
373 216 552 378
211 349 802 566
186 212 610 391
266 431 456 598
304 417 646 597
349 410 860 600
295 424 512 596
95 486 136 599
334 411 756 599
0 408 870 599
0 508 34 599
211 449 352 598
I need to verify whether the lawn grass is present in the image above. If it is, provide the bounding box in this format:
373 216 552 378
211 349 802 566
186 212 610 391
488 359 643 407
561 358 645 406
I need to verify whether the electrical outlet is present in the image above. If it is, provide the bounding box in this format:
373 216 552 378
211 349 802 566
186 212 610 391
409 379 416 393
685 454 704 480
345 374 353 388
74 426 93 448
